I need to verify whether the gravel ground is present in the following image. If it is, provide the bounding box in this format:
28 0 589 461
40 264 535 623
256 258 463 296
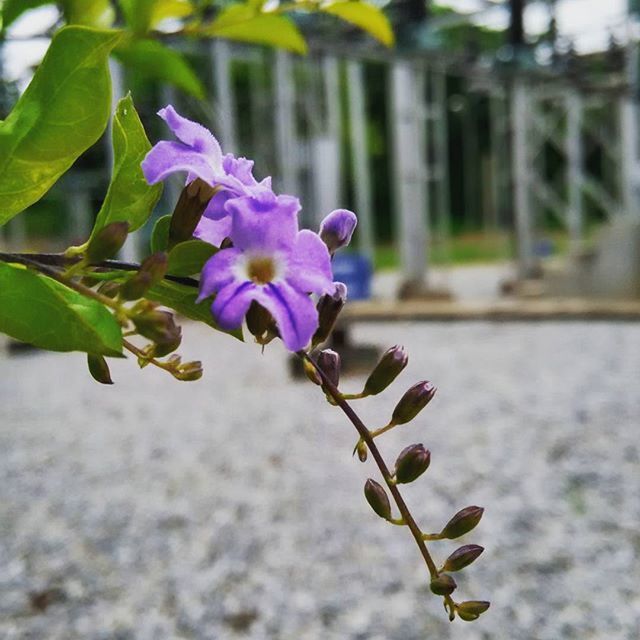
1 320 640 640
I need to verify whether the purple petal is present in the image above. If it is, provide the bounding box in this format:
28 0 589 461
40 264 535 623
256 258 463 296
222 154 258 186
256 282 318 351
197 248 242 301
226 191 300 252
202 190 233 221
142 141 218 185
193 215 233 247
211 281 255 330
286 230 334 296
158 105 223 170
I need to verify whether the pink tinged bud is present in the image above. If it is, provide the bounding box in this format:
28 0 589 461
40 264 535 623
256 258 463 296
86 221 130 263
430 574 457 596
394 444 431 484
364 478 391 520
312 283 347 347
87 354 113 385
319 209 357 253
317 349 340 388
391 381 436 425
440 506 484 540
363 345 408 396
443 545 484 572
457 601 490 621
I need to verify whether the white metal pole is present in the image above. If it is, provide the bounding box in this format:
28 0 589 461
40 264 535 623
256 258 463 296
274 50 300 196
620 38 640 218
391 59 428 290
511 79 535 278
566 89 584 245
346 59 374 261
210 40 237 154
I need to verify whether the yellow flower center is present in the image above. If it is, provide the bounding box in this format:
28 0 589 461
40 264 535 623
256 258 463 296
247 256 276 284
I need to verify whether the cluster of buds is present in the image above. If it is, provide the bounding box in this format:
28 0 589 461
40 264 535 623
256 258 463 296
78 222 201 384
308 341 489 622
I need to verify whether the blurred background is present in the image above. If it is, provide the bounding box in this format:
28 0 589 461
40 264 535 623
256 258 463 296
1 1 640 639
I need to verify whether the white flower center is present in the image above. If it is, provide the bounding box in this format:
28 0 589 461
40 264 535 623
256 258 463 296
236 253 285 285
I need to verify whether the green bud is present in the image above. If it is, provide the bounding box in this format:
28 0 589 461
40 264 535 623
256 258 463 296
120 272 152 301
356 440 368 462
87 354 113 385
169 179 218 247
440 506 484 540
457 601 490 621
394 444 431 484
96 281 120 298
364 478 391 520
317 349 340 388
120 253 168 301
312 283 347 347
86 222 130 263
430 574 457 596
443 545 484 572
133 310 181 348
363 345 408 396
174 360 203 381
391 381 436 425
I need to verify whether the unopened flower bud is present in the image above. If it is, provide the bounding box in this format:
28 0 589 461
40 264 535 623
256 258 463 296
394 444 431 484
174 360 203 381
363 345 408 396
96 281 120 298
312 283 347 347
317 349 340 388
430 574 457 596
319 209 357 253
443 545 484 572
356 440 368 462
457 601 490 621
87 354 113 385
169 178 217 247
364 478 391 520
120 253 168 301
246 301 276 344
391 381 436 425
86 221 130 263
440 506 484 540
133 310 181 347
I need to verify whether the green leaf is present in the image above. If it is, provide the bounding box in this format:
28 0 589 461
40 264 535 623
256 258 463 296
90 94 163 239
61 0 115 27
117 0 193 33
1 0 53 31
0 26 122 227
0 262 123 355
150 214 172 253
167 239 217 276
146 279 243 340
114 39 205 98
204 5 307 54
321 1 394 47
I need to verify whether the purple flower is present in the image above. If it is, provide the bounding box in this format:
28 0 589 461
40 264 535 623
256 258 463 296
319 208 357 253
197 190 336 351
141 105 271 246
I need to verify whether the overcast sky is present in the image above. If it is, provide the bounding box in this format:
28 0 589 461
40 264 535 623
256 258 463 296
1 0 634 85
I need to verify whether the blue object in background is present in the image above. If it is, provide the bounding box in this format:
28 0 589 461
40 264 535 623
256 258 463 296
534 238 555 257
331 253 372 301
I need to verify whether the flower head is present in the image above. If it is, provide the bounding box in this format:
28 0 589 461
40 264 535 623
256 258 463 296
197 190 336 351
141 105 271 246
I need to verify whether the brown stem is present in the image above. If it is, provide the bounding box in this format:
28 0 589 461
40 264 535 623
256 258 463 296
0 252 199 288
299 351 439 579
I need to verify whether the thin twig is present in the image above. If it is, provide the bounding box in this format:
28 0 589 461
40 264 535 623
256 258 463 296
299 350 439 578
